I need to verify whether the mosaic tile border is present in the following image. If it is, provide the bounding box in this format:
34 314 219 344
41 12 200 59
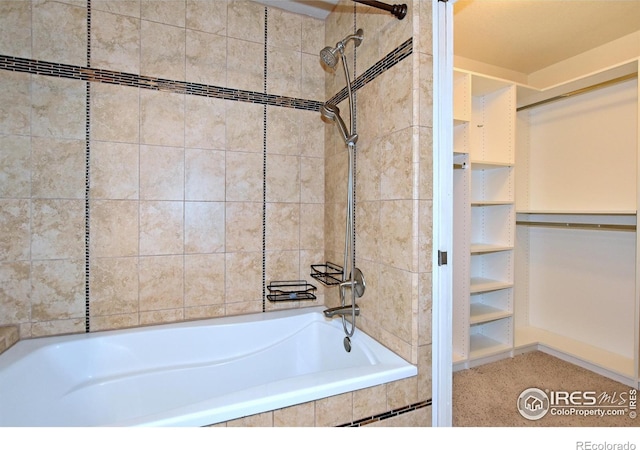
0 55 324 112
338 399 432 427
0 37 412 113
327 37 413 106
84 0 92 332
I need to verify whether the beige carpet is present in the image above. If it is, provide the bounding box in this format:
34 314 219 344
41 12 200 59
453 351 638 427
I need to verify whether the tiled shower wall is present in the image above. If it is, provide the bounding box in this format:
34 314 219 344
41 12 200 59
321 0 434 425
0 0 326 337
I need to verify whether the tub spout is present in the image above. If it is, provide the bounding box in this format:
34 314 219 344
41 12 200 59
323 305 360 319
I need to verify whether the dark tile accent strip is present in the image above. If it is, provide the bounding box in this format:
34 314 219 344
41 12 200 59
337 399 432 427
84 0 92 333
0 55 323 112
262 7 268 313
326 37 413 106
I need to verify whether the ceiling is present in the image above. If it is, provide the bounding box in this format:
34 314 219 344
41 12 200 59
454 0 640 75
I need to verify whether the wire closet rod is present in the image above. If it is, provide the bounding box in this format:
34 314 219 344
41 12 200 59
516 221 636 232
516 72 638 112
352 0 407 19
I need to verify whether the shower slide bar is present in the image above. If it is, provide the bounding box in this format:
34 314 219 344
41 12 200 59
353 0 407 20
516 221 636 232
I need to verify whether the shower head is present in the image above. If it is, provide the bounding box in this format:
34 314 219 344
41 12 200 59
319 29 364 69
321 103 358 146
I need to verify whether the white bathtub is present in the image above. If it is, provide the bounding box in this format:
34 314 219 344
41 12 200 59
0 306 416 427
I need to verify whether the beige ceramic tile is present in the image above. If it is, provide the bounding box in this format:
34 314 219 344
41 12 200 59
140 90 185 147
185 201 225 253
30 318 85 337
186 30 227 86
0 72 30 135
417 344 432 402
90 83 140 144
380 128 413 200
31 259 85 321
300 14 323 55
141 19 187 81
185 95 226 150
419 126 433 200
90 313 140 332
266 46 301 98
265 203 300 251
90 200 139 258
90 141 139 200
186 0 227 35
0 262 30 325
353 384 388 420
139 255 184 312
31 76 85 140
89 257 139 315
227 411 272 427
93 0 141 18
266 106 299 155
418 271 432 346
32 137 85 199
139 308 184 325
418 199 433 274
419 52 434 128
273 402 315 427
225 202 262 252
0 136 31 199
299 203 323 250
265 250 299 286
0 200 30 262
227 0 264 44
315 392 353 426
298 109 324 158
226 38 264 93
267 7 301 51
266 154 300 203
378 265 413 344
378 199 414 271
140 145 184 200
300 157 324 204
0 1 32 58
139 201 184 255
354 200 380 262
226 101 264 153
141 0 185 27
91 10 140 73
224 251 262 303
225 151 263 202
387 376 418 410
31 199 85 260
32 0 87 66
185 149 225 201
184 253 225 307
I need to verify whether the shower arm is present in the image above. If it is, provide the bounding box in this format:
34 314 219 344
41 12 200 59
352 0 407 20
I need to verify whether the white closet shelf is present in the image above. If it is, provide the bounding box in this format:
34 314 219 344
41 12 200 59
517 210 636 215
470 243 513 254
470 277 512 294
470 303 512 325
470 334 512 360
515 327 635 380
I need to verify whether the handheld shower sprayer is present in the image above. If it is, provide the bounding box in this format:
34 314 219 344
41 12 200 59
321 103 358 146
320 29 364 69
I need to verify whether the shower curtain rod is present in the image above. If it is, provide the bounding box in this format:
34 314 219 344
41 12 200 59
352 0 407 19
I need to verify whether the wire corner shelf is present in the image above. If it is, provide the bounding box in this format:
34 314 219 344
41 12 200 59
266 280 317 302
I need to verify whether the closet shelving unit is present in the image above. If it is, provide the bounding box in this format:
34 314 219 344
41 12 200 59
453 60 640 388
453 69 516 370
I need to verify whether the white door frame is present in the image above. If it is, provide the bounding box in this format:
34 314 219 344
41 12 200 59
431 0 454 427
